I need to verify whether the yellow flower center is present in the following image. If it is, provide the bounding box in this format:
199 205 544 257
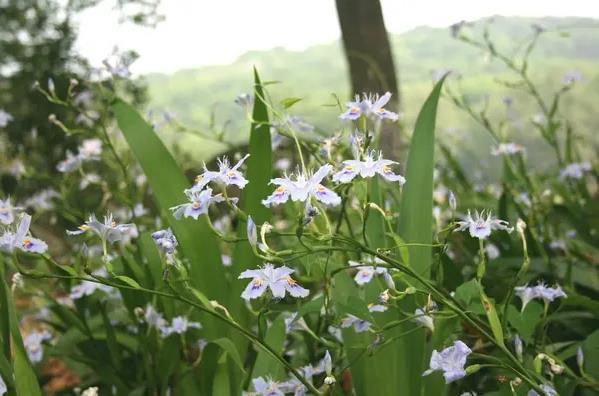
286 276 297 286
345 165 353 171
195 174 203 183
79 224 90 231
275 186 286 194
21 239 32 248
192 202 201 209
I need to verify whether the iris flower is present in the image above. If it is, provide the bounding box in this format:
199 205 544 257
239 264 309 300
0 214 48 254
170 188 226 220
0 197 22 225
454 210 513 239
339 92 399 121
194 154 250 190
262 164 340 207
332 149 406 185
423 340 472 383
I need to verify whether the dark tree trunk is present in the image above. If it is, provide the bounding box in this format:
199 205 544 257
335 0 401 158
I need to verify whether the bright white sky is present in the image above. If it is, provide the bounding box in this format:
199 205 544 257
74 0 599 75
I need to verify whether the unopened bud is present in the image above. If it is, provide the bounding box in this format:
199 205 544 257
323 350 332 376
47 77 55 93
465 364 481 375
404 286 416 295
246 216 257 248
516 218 526 236
513 334 523 360
577 346 584 370
448 191 457 211
324 375 336 385
382 272 396 290
48 114 57 123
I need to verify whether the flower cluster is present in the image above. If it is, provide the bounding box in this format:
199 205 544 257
339 92 399 121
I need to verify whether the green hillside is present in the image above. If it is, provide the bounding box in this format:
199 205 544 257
145 16 599 174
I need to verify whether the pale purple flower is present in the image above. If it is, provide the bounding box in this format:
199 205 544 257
194 154 250 190
239 264 309 300
234 93 254 112
514 282 567 311
24 330 52 363
491 142 525 156
368 303 388 313
514 334 523 359
485 243 500 260
73 90 94 107
514 285 538 312
67 213 133 245
0 374 6 396
262 164 341 207
534 283 567 304
560 162 591 180
56 150 82 173
284 312 309 334
161 316 202 337
151 228 178 255
169 188 225 220
349 259 389 286
251 377 285 396
339 92 398 121
70 269 113 300
23 189 59 211
340 314 371 333
332 150 405 185
423 340 472 383
561 70 582 85
0 197 22 225
0 214 48 254
454 210 513 239
527 384 557 396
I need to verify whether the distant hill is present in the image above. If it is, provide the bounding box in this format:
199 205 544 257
145 16 599 174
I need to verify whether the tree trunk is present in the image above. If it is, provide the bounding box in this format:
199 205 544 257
335 0 401 159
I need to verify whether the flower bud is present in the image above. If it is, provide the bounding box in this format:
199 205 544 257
448 191 457 211
513 334 523 361
324 350 332 376
246 216 257 249
465 364 481 375
382 271 396 290
404 286 416 295
577 346 584 370
324 375 336 385
516 218 526 236
47 77 55 94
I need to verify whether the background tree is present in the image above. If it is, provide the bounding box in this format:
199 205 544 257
335 0 401 158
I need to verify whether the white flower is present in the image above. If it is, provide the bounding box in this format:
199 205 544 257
67 213 134 245
194 154 250 190
0 214 48 254
23 330 52 363
0 109 14 128
23 189 59 211
491 142 525 156
332 149 405 185
247 216 258 249
340 314 371 333
78 138 102 160
81 387 99 396
485 243 500 260
527 384 557 396
169 187 226 220
56 150 83 173
239 264 309 300
262 164 341 207
454 210 513 239
0 197 23 225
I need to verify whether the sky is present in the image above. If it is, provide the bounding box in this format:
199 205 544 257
74 0 599 75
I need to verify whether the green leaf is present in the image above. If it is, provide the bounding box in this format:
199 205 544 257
227 68 273 392
479 285 505 347
280 97 302 109
210 338 246 373
507 302 544 343
251 315 286 380
397 76 448 396
112 98 227 336
114 275 142 289
0 266 41 396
